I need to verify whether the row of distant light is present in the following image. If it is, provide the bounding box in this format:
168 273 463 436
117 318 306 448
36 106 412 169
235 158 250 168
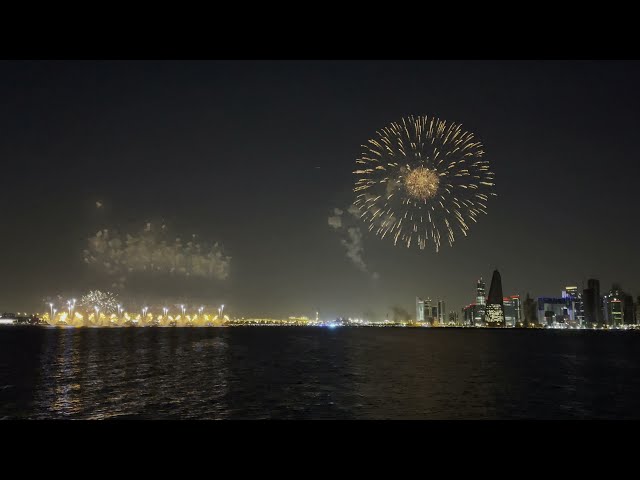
46 300 225 317
46 300 76 319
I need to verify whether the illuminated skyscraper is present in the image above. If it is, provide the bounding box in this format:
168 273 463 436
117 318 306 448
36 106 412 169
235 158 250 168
563 286 584 326
463 277 487 326
503 295 521 327
424 297 436 324
604 285 624 327
437 299 446 324
476 277 486 303
476 277 486 322
485 269 505 327
511 295 522 324
416 297 425 322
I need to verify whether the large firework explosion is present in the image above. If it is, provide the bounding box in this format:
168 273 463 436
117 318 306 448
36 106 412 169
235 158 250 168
352 115 496 251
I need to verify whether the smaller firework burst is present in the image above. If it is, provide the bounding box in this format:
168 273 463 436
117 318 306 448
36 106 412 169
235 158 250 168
79 290 119 314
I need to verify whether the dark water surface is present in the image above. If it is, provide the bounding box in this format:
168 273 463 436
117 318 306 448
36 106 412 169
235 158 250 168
1 327 640 419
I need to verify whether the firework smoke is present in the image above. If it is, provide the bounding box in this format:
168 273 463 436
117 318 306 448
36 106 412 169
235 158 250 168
390 305 412 322
328 207 378 279
84 223 231 288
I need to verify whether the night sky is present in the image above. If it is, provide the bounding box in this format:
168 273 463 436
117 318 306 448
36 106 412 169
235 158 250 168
1 60 639 319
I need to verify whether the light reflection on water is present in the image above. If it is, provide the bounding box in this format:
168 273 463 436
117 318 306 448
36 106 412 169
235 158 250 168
2 327 640 419
29 329 231 419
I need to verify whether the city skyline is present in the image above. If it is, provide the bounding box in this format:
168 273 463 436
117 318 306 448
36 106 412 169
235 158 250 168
1 61 640 319
5 267 638 329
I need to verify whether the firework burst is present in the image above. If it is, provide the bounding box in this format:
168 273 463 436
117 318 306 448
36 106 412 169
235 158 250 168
352 115 496 251
79 290 120 314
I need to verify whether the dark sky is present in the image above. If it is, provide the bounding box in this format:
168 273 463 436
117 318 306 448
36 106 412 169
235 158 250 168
1 60 639 319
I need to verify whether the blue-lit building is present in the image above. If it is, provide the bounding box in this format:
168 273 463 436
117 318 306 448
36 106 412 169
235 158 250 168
537 297 572 326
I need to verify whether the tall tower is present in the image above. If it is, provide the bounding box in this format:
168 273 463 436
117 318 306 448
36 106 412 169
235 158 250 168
485 269 505 327
416 297 425 322
511 295 522 324
523 293 536 327
604 285 624 327
424 297 437 323
563 286 584 326
623 295 634 325
437 299 446 324
475 277 486 324
584 278 603 327
503 296 519 327
476 277 486 305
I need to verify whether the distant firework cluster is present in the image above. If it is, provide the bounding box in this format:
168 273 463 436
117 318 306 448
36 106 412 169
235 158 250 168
78 290 119 314
352 115 496 251
83 223 231 288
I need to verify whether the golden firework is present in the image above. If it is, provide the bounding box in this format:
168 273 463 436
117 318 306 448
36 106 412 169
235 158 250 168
353 115 496 251
404 167 440 200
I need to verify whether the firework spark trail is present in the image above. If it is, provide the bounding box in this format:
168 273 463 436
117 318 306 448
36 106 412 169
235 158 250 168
352 115 496 252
